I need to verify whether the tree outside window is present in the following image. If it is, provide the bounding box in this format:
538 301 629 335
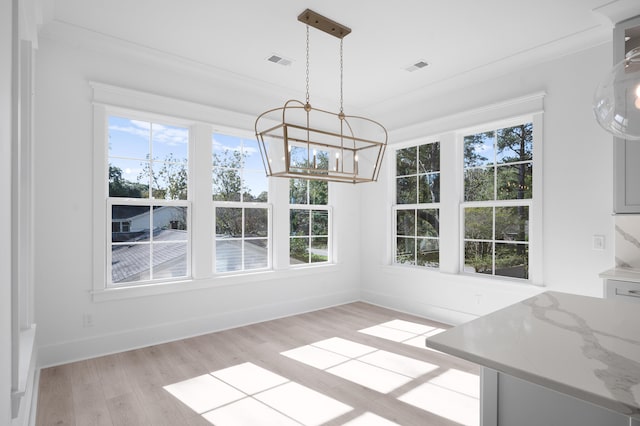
394 142 440 268
289 177 330 265
463 123 532 279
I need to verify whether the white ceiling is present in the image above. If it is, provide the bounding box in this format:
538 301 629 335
41 0 640 115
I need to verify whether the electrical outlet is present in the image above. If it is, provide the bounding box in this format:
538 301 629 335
82 313 94 328
593 235 605 251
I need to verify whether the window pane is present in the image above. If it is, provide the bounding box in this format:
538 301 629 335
497 163 532 200
244 239 268 269
212 167 241 201
496 123 532 164
496 206 529 241
290 179 308 204
243 171 268 202
290 237 309 264
290 209 310 236
417 209 439 238
108 159 149 198
464 207 493 240
152 242 187 280
396 147 417 176
495 243 528 279
245 208 268 237
397 210 415 236
464 167 494 202
309 180 328 205
418 173 440 203
152 123 188 162
397 176 417 204
417 239 439 267
418 143 439 173
242 138 264 170
213 133 242 162
216 207 242 237
312 210 328 236
112 205 151 242
464 131 495 167
151 159 188 200
108 116 150 160
464 241 493 275
396 237 415 265
111 243 151 284
215 239 242 273
311 237 329 263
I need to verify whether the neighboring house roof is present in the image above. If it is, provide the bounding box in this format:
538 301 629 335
111 229 188 284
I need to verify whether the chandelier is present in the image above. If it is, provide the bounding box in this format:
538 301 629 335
255 9 387 183
593 46 640 140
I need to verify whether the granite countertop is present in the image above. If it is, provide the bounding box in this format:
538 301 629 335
600 268 640 283
426 291 640 419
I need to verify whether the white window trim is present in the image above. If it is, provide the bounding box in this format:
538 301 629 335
388 94 544 286
91 83 340 302
391 140 442 269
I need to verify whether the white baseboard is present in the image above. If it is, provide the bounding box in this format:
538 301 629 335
39 289 359 368
361 289 479 326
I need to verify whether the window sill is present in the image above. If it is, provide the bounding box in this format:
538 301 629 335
92 263 342 302
382 264 544 287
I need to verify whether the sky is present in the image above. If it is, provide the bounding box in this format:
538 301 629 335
108 116 269 199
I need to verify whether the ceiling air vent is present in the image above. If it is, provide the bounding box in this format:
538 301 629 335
267 54 292 66
405 60 429 72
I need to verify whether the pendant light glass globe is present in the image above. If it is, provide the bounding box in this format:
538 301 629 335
593 47 640 140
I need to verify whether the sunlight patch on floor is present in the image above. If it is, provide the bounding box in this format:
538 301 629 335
282 337 438 394
359 319 446 353
163 374 245 414
254 381 352 425
202 397 299 426
164 362 352 425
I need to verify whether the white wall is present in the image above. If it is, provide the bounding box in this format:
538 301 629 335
360 43 616 324
34 35 362 367
34 22 619 365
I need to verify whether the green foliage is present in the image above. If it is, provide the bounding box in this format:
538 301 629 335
289 237 309 263
108 165 147 198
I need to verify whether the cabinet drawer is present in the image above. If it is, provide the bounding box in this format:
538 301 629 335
605 279 640 303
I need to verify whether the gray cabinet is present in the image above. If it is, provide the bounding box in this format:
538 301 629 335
614 15 640 213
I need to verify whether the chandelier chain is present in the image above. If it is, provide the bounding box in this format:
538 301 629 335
305 24 310 105
339 38 344 114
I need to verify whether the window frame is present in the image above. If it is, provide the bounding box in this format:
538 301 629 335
458 117 539 283
107 197 192 287
392 140 441 269
288 178 333 267
212 131 272 275
91 83 340 302
387 94 544 286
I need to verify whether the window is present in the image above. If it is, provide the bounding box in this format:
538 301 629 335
462 123 532 279
107 116 190 286
213 133 270 273
393 142 440 267
289 179 330 265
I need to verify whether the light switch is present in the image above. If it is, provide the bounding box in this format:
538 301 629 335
593 235 605 251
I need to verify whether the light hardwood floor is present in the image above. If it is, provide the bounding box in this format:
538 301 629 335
35 302 480 426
